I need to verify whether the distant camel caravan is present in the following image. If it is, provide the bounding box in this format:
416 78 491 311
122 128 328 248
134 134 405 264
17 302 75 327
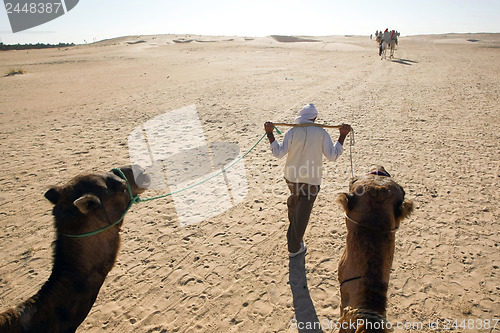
0 166 150 333
336 166 413 332
376 30 400 60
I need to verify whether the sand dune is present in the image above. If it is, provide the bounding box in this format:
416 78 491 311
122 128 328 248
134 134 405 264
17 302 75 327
0 34 499 332
270 35 321 43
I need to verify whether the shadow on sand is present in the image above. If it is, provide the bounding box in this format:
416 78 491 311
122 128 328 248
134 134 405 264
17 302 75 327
289 253 324 333
391 58 418 66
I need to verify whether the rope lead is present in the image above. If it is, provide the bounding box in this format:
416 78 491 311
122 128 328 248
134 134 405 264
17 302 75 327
62 125 354 238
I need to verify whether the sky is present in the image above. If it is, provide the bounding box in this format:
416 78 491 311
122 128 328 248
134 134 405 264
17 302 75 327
1 0 499 45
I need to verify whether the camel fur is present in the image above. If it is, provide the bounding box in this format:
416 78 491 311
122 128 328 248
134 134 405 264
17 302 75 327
336 166 413 333
0 166 149 333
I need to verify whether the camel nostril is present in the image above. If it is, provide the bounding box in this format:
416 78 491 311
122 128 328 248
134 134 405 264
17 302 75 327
136 173 151 189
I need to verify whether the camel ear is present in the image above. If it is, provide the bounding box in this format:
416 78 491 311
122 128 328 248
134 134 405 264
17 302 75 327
336 193 350 212
45 187 60 205
73 194 101 214
400 200 414 220
396 200 414 221
348 177 360 189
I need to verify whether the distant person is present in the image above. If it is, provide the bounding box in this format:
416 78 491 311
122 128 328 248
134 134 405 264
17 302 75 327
376 30 382 43
264 104 351 257
379 28 390 56
393 30 400 45
383 28 390 43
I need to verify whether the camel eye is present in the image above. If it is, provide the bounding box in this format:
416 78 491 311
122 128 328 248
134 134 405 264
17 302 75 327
347 194 357 210
106 176 126 192
394 201 403 217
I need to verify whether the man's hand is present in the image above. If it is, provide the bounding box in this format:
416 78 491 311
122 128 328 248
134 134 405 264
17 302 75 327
264 122 275 134
339 123 351 136
338 123 351 146
264 122 275 144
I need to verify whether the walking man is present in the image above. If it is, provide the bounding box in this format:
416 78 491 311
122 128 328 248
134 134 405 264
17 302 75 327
264 103 351 257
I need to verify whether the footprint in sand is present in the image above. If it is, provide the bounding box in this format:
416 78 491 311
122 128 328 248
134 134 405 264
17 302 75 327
267 282 278 305
180 274 206 295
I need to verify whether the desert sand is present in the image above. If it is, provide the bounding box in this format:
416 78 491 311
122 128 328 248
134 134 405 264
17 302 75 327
0 33 499 332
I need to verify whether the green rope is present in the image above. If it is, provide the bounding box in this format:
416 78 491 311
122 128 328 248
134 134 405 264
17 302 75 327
274 125 282 135
137 133 267 202
62 202 132 238
62 202 131 238
62 133 268 238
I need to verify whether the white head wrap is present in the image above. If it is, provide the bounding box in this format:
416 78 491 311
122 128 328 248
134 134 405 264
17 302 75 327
294 103 318 124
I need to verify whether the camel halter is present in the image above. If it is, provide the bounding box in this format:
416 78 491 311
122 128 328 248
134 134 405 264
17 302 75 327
339 213 398 288
339 275 363 287
340 169 398 286
343 169 398 233
344 213 399 233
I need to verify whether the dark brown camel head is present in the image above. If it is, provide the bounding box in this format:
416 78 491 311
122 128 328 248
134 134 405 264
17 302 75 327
0 166 150 332
43 165 150 277
44 165 150 239
336 166 413 332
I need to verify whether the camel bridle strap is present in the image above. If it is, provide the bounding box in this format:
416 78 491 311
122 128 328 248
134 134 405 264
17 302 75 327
339 276 363 287
368 170 391 177
61 200 133 239
344 213 399 233
340 212 397 301
112 168 142 205
340 210 396 312
61 169 139 238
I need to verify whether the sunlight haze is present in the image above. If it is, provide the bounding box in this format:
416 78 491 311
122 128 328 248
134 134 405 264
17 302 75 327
1 0 499 44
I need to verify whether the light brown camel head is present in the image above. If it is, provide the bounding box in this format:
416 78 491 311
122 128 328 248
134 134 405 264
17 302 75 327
336 166 413 333
0 165 150 333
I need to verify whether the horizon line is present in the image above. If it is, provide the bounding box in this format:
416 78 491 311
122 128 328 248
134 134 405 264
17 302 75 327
2 31 499 46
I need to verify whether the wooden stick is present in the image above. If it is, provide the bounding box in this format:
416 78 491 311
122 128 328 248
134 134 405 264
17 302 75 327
272 122 342 129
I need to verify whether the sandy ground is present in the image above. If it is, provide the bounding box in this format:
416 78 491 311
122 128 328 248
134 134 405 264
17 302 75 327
0 33 499 332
